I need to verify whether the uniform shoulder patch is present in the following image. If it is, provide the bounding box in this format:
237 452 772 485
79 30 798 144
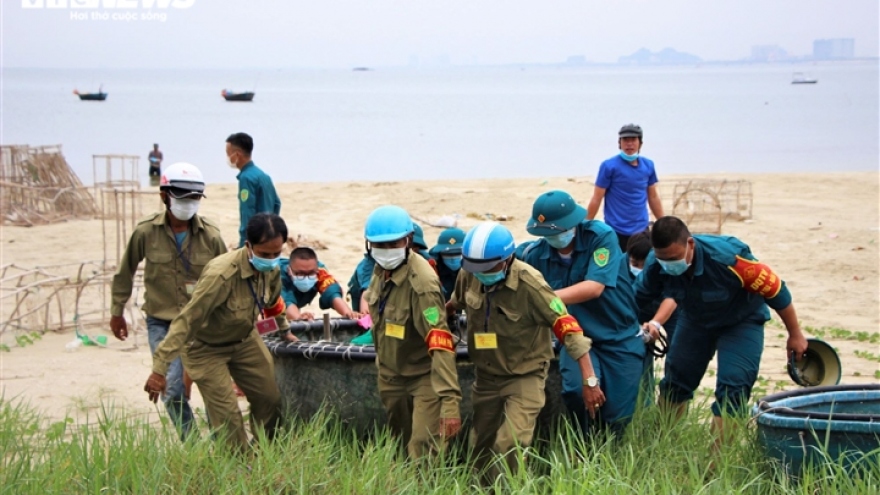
423 306 441 325
593 247 610 267
549 297 567 316
240 189 249 202
728 255 782 299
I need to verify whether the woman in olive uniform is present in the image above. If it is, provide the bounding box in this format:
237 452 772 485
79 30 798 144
145 213 290 453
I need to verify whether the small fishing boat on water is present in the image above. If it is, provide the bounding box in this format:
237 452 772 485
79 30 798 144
73 87 107 101
221 89 255 102
791 72 818 84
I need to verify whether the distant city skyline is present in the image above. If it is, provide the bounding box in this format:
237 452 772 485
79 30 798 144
1 1 877 69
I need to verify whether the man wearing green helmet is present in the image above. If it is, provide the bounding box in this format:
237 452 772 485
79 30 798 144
524 190 645 437
362 205 461 458
427 227 466 300
448 221 602 481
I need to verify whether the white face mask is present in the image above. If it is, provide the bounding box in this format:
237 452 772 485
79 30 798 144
227 155 237 169
371 247 407 270
169 197 200 221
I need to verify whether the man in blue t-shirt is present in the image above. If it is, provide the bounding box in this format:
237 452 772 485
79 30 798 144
587 124 664 252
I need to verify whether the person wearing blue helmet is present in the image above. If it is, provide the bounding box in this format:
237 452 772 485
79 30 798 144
362 205 461 458
428 227 466 300
447 222 602 481
634 216 807 454
524 190 645 437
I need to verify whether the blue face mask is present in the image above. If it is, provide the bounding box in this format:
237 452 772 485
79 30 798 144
619 151 639 162
630 265 642 277
657 245 690 276
293 275 317 292
442 255 462 271
249 248 281 273
546 228 576 249
474 270 506 286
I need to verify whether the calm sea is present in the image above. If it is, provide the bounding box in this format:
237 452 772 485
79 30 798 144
2 62 878 186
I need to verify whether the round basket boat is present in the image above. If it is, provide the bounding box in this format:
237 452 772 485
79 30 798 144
752 384 880 474
262 318 566 440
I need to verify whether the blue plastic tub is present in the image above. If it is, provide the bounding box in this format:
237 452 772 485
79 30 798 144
753 384 880 474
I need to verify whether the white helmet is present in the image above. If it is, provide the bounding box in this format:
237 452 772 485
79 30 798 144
160 162 206 198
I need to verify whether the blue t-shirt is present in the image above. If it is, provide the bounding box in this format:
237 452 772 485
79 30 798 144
595 155 659 236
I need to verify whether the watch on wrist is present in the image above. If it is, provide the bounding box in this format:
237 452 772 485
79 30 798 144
583 376 599 387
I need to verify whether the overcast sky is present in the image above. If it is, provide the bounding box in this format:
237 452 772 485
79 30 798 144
2 0 878 69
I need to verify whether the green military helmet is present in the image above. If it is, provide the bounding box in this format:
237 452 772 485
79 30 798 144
787 338 842 387
411 222 428 251
429 228 466 256
526 190 587 237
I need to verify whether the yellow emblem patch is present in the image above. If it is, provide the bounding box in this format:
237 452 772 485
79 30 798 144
538 214 545 223
448 238 456 245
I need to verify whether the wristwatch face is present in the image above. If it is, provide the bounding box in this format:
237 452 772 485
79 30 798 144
585 376 599 387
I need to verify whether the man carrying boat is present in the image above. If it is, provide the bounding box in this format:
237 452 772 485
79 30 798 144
279 247 361 341
363 205 461 458
634 216 808 453
145 213 290 453
110 162 227 441
524 190 645 437
447 221 601 481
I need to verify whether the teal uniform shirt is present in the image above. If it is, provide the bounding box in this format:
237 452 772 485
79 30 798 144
347 254 375 312
635 235 794 416
524 220 642 345
237 161 281 247
279 258 344 310
524 220 645 431
634 235 792 327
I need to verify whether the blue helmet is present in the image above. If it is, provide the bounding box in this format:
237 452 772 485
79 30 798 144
364 205 414 243
462 222 516 273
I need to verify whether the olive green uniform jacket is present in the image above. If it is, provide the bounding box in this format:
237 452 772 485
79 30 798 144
366 252 461 419
152 248 287 376
111 211 227 321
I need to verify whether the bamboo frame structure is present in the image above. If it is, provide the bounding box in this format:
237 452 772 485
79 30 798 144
670 179 753 234
0 144 98 226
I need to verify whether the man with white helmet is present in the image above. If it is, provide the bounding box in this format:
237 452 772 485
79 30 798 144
446 222 603 481
362 205 462 458
110 162 227 440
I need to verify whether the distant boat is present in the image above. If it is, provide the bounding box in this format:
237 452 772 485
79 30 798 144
792 72 818 84
73 88 107 101
352 67 372 72
221 89 255 102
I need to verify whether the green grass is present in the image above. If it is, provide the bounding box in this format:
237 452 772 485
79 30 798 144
1 396 877 494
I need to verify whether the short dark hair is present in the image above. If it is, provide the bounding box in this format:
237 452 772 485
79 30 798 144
626 230 653 262
246 213 287 246
290 247 317 261
226 132 254 156
651 216 690 249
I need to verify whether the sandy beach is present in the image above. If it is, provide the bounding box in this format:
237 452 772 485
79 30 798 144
1 171 878 425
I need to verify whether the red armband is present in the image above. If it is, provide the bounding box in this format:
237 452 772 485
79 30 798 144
426 329 455 354
316 268 337 293
427 258 439 275
264 295 286 318
552 314 583 342
728 255 782 298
